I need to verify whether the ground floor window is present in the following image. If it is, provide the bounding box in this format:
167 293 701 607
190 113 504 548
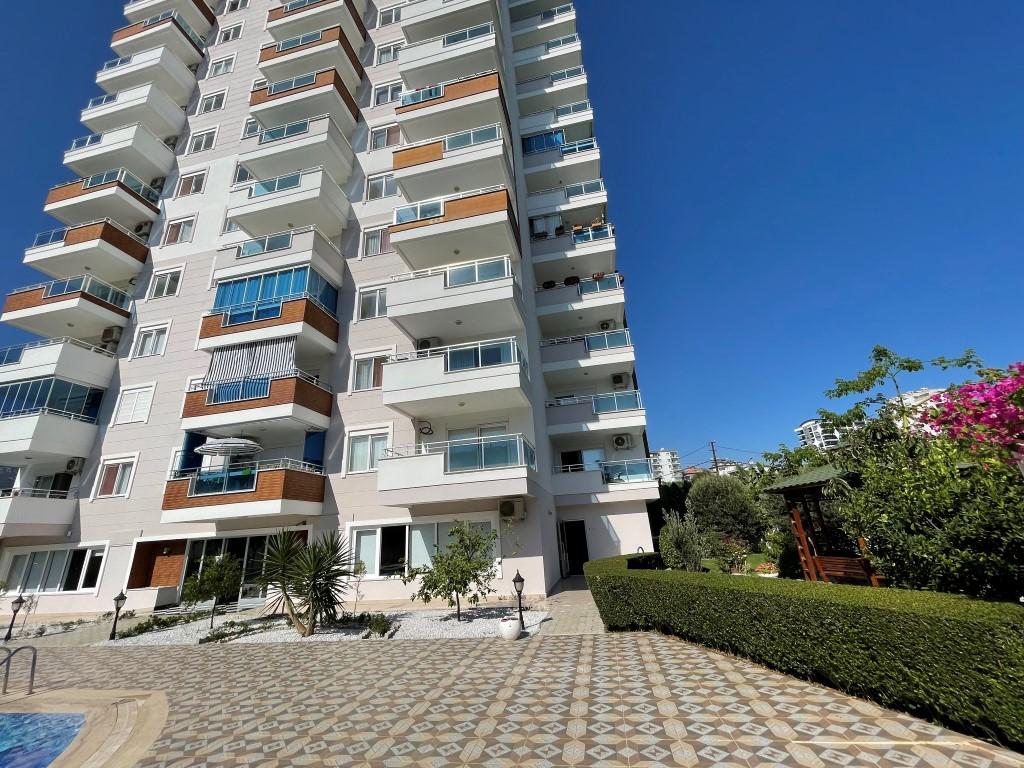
182 534 274 599
3 546 106 594
353 521 496 577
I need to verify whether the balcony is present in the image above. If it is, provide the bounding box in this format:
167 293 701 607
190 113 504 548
250 69 359 136
198 297 339 354
123 0 216 35
111 11 206 66
401 0 500 45
238 114 353 182
377 434 537 507
0 339 116 390
96 46 197 104
2 277 132 341
218 227 344 291
551 459 660 505
258 26 363 91
511 3 575 50
531 223 616 284
535 273 625 335
524 136 600 192
81 83 187 137
266 0 367 53
399 22 500 90
181 370 332 437
227 167 349 239
519 96 592 136
389 187 520 270
0 404 103 465
513 34 582 82
382 337 529 417
26 220 148 283
393 123 513 202
546 390 647 436
527 177 606 221
64 124 175 180
396 71 508 143
517 65 588 115
540 329 634 386
387 256 524 341
162 459 326 524
0 490 78 540
44 169 161 228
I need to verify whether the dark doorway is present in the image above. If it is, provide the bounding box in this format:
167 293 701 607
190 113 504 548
561 521 590 576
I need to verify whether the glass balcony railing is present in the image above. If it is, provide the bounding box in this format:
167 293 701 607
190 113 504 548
565 178 604 199
213 290 337 327
391 255 512 287
69 133 103 151
550 390 642 414
600 459 656 484
443 22 494 48
572 224 613 244
29 219 147 250
393 185 504 225
560 138 596 156
86 93 119 110
577 273 621 294
282 0 322 12
584 329 631 350
249 170 302 198
237 230 295 258
265 71 318 96
274 30 323 53
170 459 324 498
191 369 329 405
257 117 312 144
554 99 591 119
0 338 113 368
137 10 206 50
550 65 584 83
80 168 161 204
443 123 500 151
542 3 574 20
389 336 525 374
386 434 538 474
545 34 579 52
100 55 133 71
12 275 132 310
401 84 443 106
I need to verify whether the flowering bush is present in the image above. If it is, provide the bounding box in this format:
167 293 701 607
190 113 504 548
924 363 1024 462
753 561 779 574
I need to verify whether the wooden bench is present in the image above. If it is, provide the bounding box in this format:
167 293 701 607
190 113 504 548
814 556 885 587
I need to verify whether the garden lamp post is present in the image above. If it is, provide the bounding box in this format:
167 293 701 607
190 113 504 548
512 570 525 631
4 594 25 643
109 591 127 641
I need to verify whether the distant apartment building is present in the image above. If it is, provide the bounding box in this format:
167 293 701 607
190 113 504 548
651 449 682 483
0 0 660 613
794 419 848 451
889 387 943 431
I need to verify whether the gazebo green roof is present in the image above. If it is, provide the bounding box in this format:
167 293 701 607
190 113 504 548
764 465 854 494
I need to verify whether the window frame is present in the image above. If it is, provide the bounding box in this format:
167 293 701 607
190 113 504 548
351 354 388 392
148 267 183 300
373 81 403 106
376 42 403 66
164 215 197 246
130 321 172 360
208 53 237 76
176 170 207 198
92 452 140 500
361 226 393 258
0 543 110 596
186 127 218 154
343 424 393 475
369 123 401 151
225 0 249 12
112 384 156 426
366 173 397 201
378 6 402 26
357 286 387 320
197 89 228 115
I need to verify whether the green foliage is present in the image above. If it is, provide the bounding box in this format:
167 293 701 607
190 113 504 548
710 536 751 573
403 522 498 621
659 510 711 571
258 530 308 635
290 531 353 636
366 612 393 637
685 474 763 544
182 553 243 629
585 555 1024 750
116 612 202 639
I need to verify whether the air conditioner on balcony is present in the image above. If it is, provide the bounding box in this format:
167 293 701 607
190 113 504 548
599 319 617 331
611 373 630 390
65 458 85 475
612 434 633 450
134 222 152 239
164 136 178 150
150 177 166 192
416 337 443 352
499 497 527 521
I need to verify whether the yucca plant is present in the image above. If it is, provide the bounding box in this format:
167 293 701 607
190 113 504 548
291 531 353 636
258 530 307 635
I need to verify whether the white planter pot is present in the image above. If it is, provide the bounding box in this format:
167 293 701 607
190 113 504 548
758 572 779 578
498 619 522 641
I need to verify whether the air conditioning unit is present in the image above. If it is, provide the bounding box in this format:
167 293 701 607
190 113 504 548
499 497 527 521
101 326 122 345
134 222 152 238
150 177 166 192
65 458 85 475
611 373 630 390
599 319 617 331
416 337 443 351
164 136 178 150
612 434 633 450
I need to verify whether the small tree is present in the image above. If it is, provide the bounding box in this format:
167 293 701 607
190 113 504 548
182 553 242 629
403 523 498 621
258 531 307 635
350 559 367 615
659 510 711 571
685 474 763 545
291 531 353 636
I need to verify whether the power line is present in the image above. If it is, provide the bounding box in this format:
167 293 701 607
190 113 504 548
717 445 765 456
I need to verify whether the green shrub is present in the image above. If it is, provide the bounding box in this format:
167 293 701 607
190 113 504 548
659 511 711 571
366 613 393 637
585 554 1024 750
116 612 201 639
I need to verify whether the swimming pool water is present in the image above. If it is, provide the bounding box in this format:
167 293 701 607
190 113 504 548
0 712 85 768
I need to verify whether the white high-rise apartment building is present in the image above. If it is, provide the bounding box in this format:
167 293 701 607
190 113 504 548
0 0 659 613
794 418 846 450
651 449 682 483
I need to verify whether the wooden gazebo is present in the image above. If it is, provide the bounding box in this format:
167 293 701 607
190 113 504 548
766 466 884 587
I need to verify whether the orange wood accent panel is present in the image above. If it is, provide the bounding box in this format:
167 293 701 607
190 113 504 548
162 469 326 510
392 141 444 170
259 26 364 79
267 0 367 38
198 298 339 342
396 73 501 114
45 179 159 213
250 69 358 123
2 287 130 318
111 16 203 53
63 222 149 263
388 189 513 233
127 540 188 589
181 377 332 418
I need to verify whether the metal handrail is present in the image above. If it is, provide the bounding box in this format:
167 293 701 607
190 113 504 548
0 407 100 425
30 217 149 249
384 433 537 465
113 10 206 50
517 64 585 87
521 99 592 120
190 368 332 397
262 29 324 53
170 459 324 485
387 336 526 372
253 67 336 95
0 488 77 500
547 390 643 413
393 185 506 225
398 69 498 107
1 646 38 694
389 255 513 284
528 177 604 198
8 275 132 310
398 123 503 153
0 337 116 363
223 225 343 259
535 273 621 292
555 458 657 477
402 21 494 50
540 329 631 348
206 289 338 324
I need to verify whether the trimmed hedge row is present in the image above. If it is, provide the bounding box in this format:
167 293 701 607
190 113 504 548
584 554 1024 750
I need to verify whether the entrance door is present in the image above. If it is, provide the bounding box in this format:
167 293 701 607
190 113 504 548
560 520 590 576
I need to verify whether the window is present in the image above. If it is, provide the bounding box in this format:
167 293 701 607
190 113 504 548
374 82 403 106
223 216 240 234
113 386 155 425
362 227 392 257
3 546 107 594
252 78 268 92
225 0 249 11
95 457 136 498
233 164 254 184
523 129 566 155
353 521 495 576
198 91 226 114
149 269 182 299
366 173 396 200
370 124 401 150
358 287 387 319
187 128 217 154
353 356 386 391
208 55 235 76
132 325 169 358
214 266 338 318
376 43 402 65
0 378 103 420
378 6 401 25
347 432 389 473
242 118 260 138
176 171 206 197
164 216 196 245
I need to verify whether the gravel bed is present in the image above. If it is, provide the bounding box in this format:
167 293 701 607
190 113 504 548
97 613 260 647
391 608 548 639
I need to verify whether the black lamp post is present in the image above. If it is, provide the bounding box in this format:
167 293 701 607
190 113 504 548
512 570 525 631
4 594 25 643
109 591 127 641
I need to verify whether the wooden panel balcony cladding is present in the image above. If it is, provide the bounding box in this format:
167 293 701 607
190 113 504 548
392 141 445 170
389 189 519 239
267 0 368 39
259 26 364 78
127 540 188 589
198 298 340 342
63 221 149 263
2 286 131 318
396 72 505 116
250 69 359 122
111 15 205 52
182 377 332 419
45 178 160 215
162 469 326 510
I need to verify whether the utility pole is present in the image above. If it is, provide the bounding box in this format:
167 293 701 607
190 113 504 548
709 441 721 475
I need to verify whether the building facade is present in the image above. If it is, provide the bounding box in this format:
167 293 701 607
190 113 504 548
0 0 659 613
794 418 846 451
651 449 682 483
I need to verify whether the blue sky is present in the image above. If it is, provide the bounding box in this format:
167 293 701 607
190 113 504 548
1 2 1021 469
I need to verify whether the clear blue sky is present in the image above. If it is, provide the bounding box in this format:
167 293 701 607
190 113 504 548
1 2 1021 469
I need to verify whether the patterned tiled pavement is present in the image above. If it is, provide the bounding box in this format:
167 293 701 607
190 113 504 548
20 633 1023 768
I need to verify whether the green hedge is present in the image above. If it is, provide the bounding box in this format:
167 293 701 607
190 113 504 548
585 554 1024 750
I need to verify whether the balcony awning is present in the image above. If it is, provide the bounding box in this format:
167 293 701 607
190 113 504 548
204 337 296 385
195 438 264 457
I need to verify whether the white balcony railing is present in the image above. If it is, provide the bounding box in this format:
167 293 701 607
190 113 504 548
554 458 658 484
400 123 502 154
390 255 511 287
189 368 330 405
398 69 497 107
541 329 631 351
8 275 132 311
29 218 148 250
0 338 115 368
548 390 643 414
393 184 505 225
385 433 537 473
388 336 525 374
169 458 324 498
